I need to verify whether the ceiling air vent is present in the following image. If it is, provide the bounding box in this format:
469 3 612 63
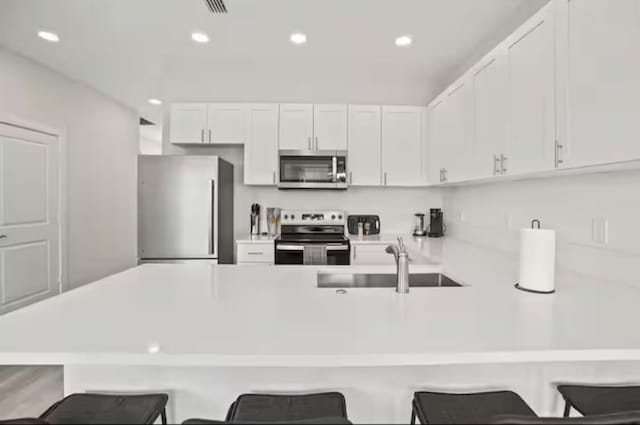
203 0 228 13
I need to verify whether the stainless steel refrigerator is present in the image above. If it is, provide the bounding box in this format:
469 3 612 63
138 155 234 264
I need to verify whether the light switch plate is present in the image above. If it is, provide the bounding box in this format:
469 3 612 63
592 218 609 245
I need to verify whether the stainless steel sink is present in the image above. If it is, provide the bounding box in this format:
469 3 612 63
317 272 464 288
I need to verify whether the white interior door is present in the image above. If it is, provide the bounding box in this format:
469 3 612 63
0 123 60 315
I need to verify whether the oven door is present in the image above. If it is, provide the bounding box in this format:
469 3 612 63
275 243 350 265
278 151 347 189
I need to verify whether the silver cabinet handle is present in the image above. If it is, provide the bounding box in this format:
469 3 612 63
247 252 264 255
443 169 448 183
0 235 7 239
201 129 205 143
353 245 357 261
500 154 508 174
349 171 353 185
209 129 212 143
493 155 500 176
308 136 312 151
273 171 276 184
384 172 388 186
555 140 564 167
315 136 319 151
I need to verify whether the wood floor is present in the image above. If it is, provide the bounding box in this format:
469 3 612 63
0 366 63 420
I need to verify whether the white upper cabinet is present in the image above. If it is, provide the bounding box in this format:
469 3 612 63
381 106 426 187
208 104 247 144
472 51 509 179
170 103 208 144
279 104 313 151
244 104 279 186
506 4 556 175
443 77 474 182
170 103 247 144
313 104 348 151
348 105 382 186
563 0 640 167
427 98 447 184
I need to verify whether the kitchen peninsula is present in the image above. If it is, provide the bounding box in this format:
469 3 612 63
1 242 640 423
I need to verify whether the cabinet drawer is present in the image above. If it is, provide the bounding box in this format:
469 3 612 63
351 244 396 265
237 244 274 264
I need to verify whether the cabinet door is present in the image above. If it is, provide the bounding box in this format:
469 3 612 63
443 79 474 182
208 103 247 144
565 0 640 167
472 52 508 179
381 106 426 186
244 104 279 185
170 103 208 144
507 6 555 175
427 99 447 184
279 104 313 151
347 105 382 186
313 104 348 151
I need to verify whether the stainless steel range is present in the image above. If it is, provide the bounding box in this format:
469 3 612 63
275 210 350 265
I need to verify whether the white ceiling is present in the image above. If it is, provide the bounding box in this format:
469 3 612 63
0 0 548 124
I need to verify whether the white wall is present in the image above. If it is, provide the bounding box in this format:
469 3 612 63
0 47 139 290
163 142 442 240
443 170 640 287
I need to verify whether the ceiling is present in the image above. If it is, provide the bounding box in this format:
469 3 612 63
0 0 548 124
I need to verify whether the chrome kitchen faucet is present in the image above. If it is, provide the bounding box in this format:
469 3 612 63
386 237 410 294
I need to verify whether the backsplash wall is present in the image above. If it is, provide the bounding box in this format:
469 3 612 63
162 143 442 240
443 169 640 286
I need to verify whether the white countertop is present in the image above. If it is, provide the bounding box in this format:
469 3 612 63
236 234 278 244
1 250 640 367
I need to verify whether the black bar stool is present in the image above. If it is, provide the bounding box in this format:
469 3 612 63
182 392 350 424
558 385 640 417
411 390 537 424
492 410 640 424
0 393 168 425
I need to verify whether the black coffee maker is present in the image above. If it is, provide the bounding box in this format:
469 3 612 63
428 208 446 238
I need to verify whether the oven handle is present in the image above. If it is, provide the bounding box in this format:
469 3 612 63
276 244 349 251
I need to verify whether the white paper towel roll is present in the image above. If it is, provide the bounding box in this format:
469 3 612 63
518 227 556 293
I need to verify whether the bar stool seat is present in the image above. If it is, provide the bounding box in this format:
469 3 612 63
183 418 350 424
412 390 537 424
558 385 640 417
38 393 168 424
224 392 350 424
492 410 640 424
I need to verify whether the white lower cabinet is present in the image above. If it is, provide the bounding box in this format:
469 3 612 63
237 243 274 265
381 106 427 187
351 244 396 266
244 104 279 185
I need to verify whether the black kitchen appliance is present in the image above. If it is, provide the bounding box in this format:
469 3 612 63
347 215 380 235
275 210 350 265
428 208 446 238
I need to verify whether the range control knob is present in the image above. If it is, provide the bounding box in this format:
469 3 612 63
338 215 343 220
291 214 295 220
331 215 336 220
284 215 289 220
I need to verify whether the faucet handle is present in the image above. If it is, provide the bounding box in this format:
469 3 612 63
397 237 407 252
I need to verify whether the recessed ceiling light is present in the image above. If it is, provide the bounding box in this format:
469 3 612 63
38 31 60 43
395 35 412 47
191 32 210 43
148 99 162 106
290 32 307 45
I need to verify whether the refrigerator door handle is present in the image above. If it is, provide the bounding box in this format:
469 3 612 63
209 179 217 256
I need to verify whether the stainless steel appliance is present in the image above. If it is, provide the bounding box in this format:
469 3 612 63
428 208 446 238
347 215 380 235
413 213 427 237
275 210 350 265
250 203 260 236
138 155 234 264
278 151 348 189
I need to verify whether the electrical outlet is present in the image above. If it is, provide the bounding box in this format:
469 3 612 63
592 218 609 245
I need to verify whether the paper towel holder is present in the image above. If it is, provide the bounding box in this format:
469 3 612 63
515 219 556 295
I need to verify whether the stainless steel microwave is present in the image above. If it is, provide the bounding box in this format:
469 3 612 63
278 150 348 190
